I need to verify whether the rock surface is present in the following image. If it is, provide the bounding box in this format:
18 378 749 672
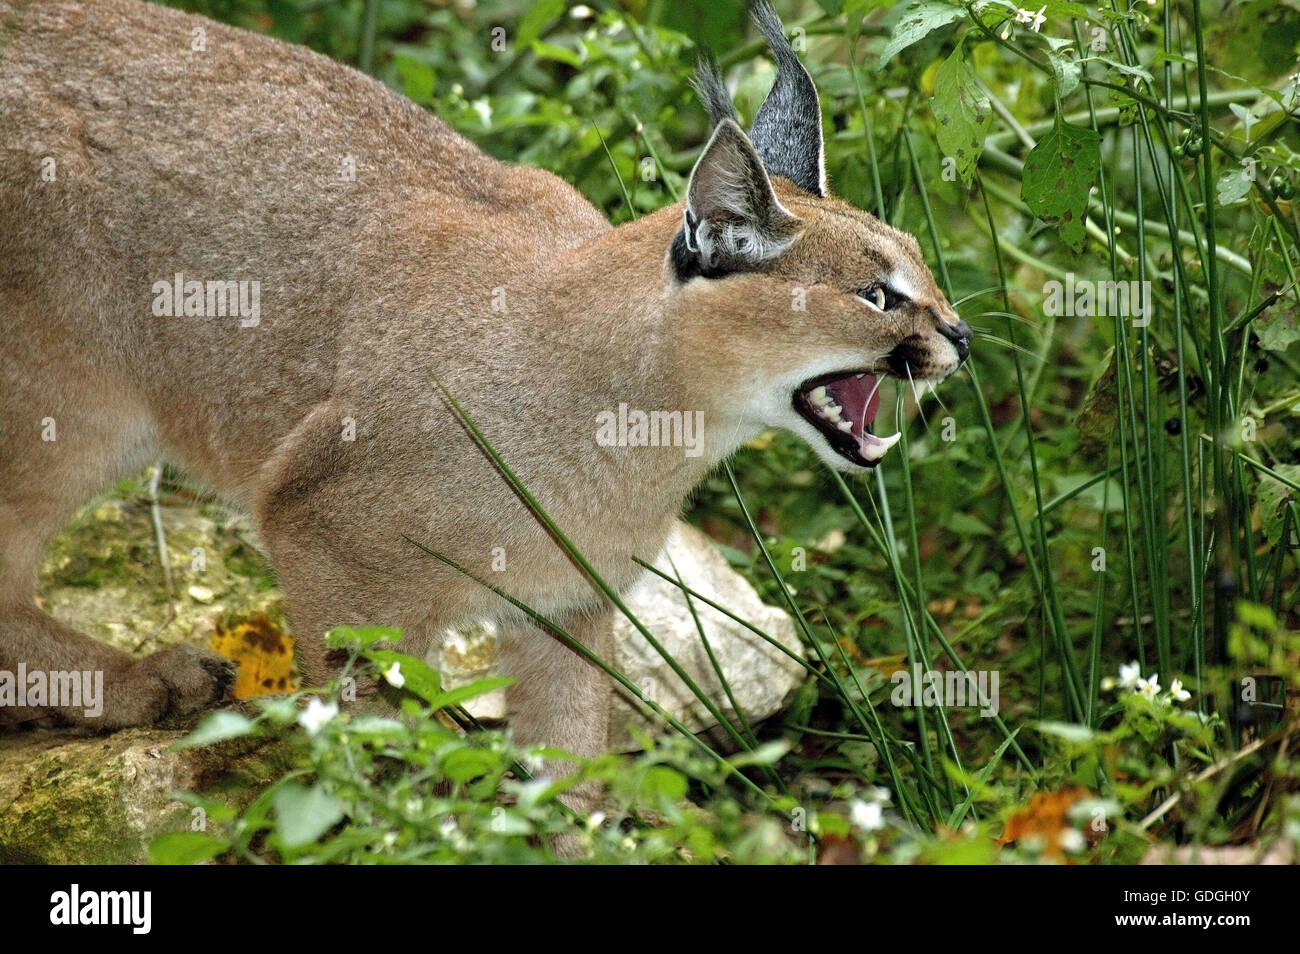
435 521 807 750
0 727 293 864
2 485 807 862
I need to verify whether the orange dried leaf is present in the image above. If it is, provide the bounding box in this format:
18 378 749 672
210 614 299 699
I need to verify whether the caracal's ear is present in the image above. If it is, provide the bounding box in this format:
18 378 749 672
748 0 826 197
672 119 802 280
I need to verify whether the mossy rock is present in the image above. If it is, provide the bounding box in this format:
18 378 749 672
0 724 294 864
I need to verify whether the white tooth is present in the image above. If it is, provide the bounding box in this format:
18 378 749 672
823 404 843 422
837 420 853 432
809 386 830 406
860 431 903 463
855 373 865 379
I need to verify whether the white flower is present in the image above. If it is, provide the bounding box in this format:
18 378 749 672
570 4 593 17
1014 6 1046 31
587 811 606 830
298 697 338 736
472 98 492 127
1136 675 1160 698
850 799 885 831
1170 679 1191 703
383 661 405 688
1118 661 1142 689
1000 23 1012 39
521 749 546 775
1058 828 1086 853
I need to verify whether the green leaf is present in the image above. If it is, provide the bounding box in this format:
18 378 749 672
815 0 845 14
148 831 229 865
273 782 345 848
364 649 443 702
530 39 582 69
948 511 995 537
1256 301 1300 352
170 710 255 750
1035 720 1096 743
442 747 501 783
1258 464 1300 545
1021 119 1100 252
422 676 516 712
878 0 964 68
517 0 565 47
931 46 991 184
1047 48 1082 98
325 625 402 650
727 739 794 768
1216 166 1254 205
1087 55 1153 85
643 765 689 800
394 55 435 104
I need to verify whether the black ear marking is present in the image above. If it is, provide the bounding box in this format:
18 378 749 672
748 0 827 197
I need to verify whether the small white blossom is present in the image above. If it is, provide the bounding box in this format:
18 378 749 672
1014 6 1046 31
383 661 405 688
850 799 885 831
472 98 492 126
1058 828 1086 853
521 750 546 774
587 811 606 830
1136 675 1160 698
1118 661 1142 689
1170 679 1191 703
298 697 338 736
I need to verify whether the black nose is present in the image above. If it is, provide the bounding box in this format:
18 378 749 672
938 318 972 361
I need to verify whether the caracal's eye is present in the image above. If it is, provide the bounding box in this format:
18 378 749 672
857 285 902 312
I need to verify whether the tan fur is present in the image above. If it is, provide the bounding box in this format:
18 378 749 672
0 0 966 782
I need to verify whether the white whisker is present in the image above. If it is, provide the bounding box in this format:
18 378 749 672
906 366 929 433
860 375 883 434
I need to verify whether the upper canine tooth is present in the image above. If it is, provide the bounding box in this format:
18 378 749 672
861 431 903 463
809 386 830 406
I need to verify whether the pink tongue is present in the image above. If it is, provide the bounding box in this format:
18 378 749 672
826 374 880 437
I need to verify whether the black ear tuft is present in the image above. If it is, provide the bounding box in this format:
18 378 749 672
748 0 827 196
692 54 740 130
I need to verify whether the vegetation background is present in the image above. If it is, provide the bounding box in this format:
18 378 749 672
124 0 1300 863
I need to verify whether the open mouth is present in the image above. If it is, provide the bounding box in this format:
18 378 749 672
793 371 901 467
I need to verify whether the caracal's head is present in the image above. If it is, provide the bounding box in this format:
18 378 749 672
666 1 971 472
